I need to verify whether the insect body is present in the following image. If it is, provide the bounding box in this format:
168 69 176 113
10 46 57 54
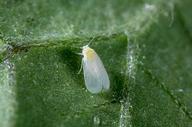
81 45 110 94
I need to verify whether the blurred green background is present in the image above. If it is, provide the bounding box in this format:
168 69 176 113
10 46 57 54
0 0 192 127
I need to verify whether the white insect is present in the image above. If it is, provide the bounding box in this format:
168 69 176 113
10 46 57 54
79 45 110 94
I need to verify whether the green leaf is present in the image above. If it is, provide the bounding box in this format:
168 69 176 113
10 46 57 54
0 0 192 127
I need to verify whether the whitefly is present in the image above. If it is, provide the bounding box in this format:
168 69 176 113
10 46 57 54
78 43 110 94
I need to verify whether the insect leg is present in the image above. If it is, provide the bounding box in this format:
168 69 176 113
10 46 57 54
77 59 83 74
76 53 83 55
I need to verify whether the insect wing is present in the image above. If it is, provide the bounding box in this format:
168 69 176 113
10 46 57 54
94 52 110 90
83 50 109 93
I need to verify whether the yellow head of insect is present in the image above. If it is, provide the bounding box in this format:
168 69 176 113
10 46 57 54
82 45 95 60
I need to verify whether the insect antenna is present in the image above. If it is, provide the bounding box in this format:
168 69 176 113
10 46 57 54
87 37 96 46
